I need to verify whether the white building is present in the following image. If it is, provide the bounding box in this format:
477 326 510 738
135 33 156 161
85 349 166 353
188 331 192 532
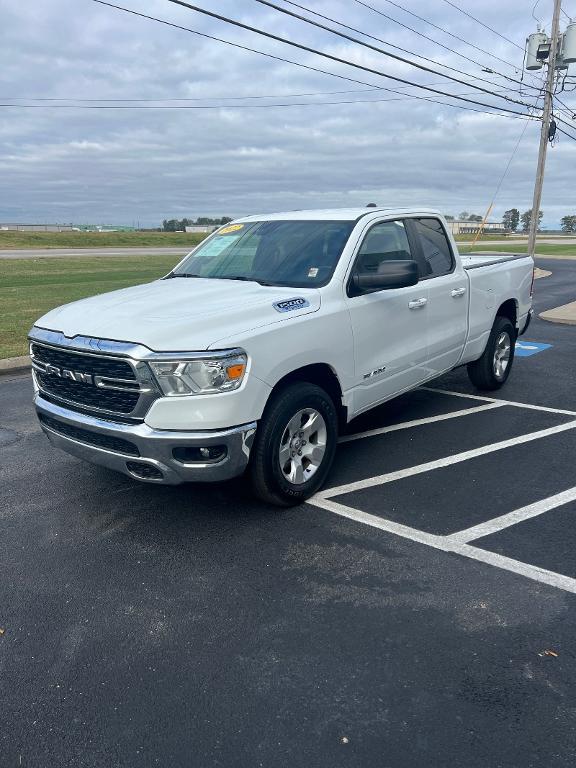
447 220 507 236
185 225 219 234
0 223 78 232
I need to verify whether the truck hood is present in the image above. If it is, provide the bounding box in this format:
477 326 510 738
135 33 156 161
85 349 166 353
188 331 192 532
34 278 321 351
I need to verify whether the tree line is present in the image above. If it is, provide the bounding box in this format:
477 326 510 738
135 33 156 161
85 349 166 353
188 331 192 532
443 208 576 232
501 209 543 232
501 209 576 233
163 211 576 233
162 216 232 232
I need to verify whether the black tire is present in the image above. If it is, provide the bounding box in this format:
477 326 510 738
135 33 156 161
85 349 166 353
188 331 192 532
250 382 338 506
467 315 516 391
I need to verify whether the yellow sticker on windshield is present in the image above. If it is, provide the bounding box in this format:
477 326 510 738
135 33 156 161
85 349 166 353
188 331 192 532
219 224 244 235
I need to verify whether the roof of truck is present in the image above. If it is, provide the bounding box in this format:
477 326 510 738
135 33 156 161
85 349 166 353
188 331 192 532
235 207 443 222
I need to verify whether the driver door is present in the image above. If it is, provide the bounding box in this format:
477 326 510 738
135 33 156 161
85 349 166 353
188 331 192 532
346 218 429 414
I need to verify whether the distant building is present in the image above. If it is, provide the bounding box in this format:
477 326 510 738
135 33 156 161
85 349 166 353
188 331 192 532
447 220 507 236
0 223 78 232
185 225 219 234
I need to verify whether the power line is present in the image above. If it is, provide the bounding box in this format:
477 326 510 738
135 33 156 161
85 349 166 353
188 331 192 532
96 0 536 118
0 85 521 104
250 0 539 108
468 94 542 249
554 93 576 115
276 0 526 90
554 112 576 138
164 0 536 112
354 0 521 73
557 126 576 141
0 91 540 118
487 95 543 201
437 0 526 52
91 1 393 94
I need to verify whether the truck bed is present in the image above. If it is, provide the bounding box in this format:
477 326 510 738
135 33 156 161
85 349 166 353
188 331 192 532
461 251 530 270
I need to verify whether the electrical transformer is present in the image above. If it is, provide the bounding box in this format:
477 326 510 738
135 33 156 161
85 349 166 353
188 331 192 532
555 35 569 69
563 22 576 64
526 31 548 69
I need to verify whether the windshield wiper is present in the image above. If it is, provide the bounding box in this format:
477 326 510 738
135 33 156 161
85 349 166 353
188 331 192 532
220 275 276 286
165 272 203 279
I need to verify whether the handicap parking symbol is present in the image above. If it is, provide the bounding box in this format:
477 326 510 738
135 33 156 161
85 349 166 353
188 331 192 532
515 340 552 357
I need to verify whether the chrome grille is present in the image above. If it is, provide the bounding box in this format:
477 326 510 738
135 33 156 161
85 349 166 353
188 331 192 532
30 342 157 420
31 343 135 380
36 371 139 413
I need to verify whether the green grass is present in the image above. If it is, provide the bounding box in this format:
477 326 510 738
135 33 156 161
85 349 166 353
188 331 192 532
3 242 575 360
0 230 207 249
453 233 511 241
0 255 178 359
459 244 576 257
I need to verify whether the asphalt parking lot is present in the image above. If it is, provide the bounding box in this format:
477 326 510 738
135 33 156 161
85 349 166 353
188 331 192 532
1 257 576 768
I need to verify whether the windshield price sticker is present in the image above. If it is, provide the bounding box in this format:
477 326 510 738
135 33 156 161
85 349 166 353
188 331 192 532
219 224 245 235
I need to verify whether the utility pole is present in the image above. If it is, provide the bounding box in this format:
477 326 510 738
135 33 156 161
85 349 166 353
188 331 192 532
527 0 563 257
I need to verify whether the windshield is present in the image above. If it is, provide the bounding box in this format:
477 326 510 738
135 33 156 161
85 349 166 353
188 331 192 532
170 220 355 288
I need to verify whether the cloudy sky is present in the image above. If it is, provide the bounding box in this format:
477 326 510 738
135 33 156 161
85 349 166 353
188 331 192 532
1 0 575 227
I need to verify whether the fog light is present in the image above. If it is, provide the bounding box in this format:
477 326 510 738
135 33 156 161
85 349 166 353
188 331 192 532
172 446 227 464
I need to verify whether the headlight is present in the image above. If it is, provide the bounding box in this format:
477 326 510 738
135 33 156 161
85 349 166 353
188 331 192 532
149 351 247 396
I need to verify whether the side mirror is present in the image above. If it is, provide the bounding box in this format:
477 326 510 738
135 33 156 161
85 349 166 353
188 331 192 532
352 260 419 294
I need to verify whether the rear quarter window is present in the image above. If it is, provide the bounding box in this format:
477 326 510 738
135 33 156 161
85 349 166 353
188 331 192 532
413 218 454 279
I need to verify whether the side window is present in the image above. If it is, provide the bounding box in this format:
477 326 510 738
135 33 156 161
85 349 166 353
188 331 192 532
355 220 413 275
413 218 454 278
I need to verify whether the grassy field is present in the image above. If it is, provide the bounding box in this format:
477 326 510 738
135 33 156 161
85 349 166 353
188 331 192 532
0 231 207 249
453 233 515 241
0 255 177 359
2 242 575 360
459 244 576 257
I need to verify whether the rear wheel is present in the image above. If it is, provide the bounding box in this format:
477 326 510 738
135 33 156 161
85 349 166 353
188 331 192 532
250 382 338 506
467 316 516 391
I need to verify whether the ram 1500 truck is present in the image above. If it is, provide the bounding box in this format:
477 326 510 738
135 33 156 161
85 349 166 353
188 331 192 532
29 208 534 505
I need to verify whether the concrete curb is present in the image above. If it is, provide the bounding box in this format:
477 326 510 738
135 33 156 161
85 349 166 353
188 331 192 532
534 268 552 279
540 301 576 326
0 355 31 376
535 254 576 261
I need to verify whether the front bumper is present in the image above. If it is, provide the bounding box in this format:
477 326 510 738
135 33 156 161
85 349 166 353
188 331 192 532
35 394 257 485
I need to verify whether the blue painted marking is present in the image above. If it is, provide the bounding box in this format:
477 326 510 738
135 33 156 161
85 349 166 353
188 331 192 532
515 340 552 357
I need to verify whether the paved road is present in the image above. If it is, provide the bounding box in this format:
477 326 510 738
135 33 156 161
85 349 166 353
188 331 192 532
0 247 191 259
2 262 576 767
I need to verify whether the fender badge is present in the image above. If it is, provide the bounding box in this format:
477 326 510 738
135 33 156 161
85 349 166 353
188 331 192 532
273 297 310 313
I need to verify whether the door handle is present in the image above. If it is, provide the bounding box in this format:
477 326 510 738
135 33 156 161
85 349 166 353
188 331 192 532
451 287 466 297
408 297 428 309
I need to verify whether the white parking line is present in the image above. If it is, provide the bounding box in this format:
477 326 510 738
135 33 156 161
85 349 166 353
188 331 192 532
339 402 505 444
447 486 576 544
454 544 576 594
307 496 576 594
310 496 447 548
320 420 576 499
421 386 576 418
309 389 576 593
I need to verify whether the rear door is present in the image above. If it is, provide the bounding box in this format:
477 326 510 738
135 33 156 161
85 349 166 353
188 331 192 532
407 217 468 377
345 218 429 414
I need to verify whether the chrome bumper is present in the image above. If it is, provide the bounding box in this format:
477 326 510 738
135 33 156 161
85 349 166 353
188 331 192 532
34 394 257 485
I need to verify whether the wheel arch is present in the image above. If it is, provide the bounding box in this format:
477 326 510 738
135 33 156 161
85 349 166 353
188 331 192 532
265 363 347 428
496 298 519 332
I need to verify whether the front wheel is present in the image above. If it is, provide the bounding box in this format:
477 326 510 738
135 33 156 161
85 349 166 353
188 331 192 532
250 382 338 506
467 316 516 391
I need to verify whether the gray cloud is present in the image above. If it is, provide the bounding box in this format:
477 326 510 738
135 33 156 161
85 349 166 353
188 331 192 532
1 0 574 226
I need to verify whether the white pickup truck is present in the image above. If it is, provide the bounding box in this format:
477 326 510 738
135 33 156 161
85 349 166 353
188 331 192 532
29 207 534 505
